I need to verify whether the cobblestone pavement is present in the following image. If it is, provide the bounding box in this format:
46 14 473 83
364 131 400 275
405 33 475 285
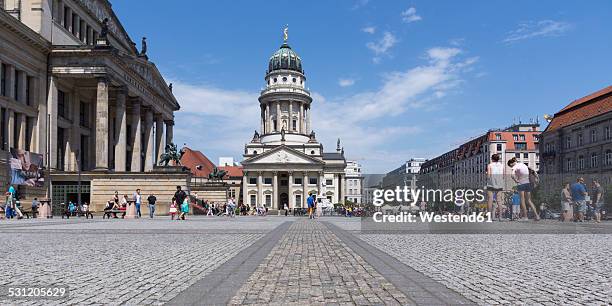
360 233 612 305
229 219 412 305
0 217 270 305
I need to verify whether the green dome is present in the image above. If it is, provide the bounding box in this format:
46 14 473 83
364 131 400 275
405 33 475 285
268 43 303 74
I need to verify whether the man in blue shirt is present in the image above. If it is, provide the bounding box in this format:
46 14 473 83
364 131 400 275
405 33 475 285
307 192 315 219
570 177 587 222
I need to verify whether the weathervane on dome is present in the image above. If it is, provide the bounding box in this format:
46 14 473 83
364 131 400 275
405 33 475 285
283 24 289 42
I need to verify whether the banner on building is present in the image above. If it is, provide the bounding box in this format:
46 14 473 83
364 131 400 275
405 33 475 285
9 148 44 187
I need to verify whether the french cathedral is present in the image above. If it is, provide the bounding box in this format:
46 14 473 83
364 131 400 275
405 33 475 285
241 31 347 209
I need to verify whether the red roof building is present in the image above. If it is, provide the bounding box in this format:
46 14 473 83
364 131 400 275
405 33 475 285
180 147 216 177
539 85 612 195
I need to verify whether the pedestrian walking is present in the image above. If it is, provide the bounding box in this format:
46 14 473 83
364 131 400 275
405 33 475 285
486 153 505 220
283 203 288 216
560 183 573 222
31 197 40 219
179 197 189 220
571 177 588 222
147 193 157 218
508 157 539 221
169 199 177 220
133 189 142 218
307 192 315 219
174 186 187 208
591 179 604 223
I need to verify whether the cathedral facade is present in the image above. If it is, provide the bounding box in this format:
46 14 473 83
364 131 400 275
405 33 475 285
241 34 346 209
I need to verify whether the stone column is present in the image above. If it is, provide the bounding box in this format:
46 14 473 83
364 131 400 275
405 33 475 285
7 110 15 149
131 100 142 172
18 71 26 103
299 103 304 134
16 113 26 150
65 6 72 32
306 107 310 133
288 171 293 209
48 76 58 169
73 15 80 39
155 115 164 165
265 103 270 133
276 101 281 132
303 172 308 208
289 101 293 131
242 172 248 206
144 109 154 171
334 174 340 203
114 88 127 171
273 171 278 209
164 120 173 147
6 65 15 100
339 174 345 203
260 106 265 134
94 77 109 170
319 172 325 197
70 93 81 171
257 172 263 207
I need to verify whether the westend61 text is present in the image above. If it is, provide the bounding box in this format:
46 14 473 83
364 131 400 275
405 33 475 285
372 212 493 223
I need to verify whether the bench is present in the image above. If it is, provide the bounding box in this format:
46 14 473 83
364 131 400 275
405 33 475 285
61 206 94 219
103 209 125 219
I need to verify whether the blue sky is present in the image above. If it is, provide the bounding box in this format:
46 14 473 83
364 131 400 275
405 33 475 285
112 0 612 173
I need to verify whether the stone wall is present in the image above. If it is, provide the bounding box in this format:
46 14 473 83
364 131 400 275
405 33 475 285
91 174 189 215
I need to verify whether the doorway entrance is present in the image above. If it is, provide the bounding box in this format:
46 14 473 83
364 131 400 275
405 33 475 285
279 193 288 210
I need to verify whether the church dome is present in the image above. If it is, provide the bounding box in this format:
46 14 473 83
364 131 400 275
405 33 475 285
268 43 303 74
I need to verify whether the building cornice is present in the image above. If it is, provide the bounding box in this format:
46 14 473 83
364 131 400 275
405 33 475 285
0 9 51 53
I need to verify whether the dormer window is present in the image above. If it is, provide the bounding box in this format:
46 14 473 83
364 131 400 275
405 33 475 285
273 78 277 83
292 78 297 83
282 77 287 82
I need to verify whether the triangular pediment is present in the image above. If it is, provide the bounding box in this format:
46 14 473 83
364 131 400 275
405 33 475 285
243 146 324 165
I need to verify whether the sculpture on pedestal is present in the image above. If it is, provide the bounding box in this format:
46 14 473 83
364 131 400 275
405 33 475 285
208 167 227 182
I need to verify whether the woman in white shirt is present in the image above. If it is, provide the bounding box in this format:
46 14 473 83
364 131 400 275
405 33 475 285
486 154 505 220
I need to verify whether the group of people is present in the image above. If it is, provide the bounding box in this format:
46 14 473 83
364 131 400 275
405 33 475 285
561 177 604 223
2 184 22 219
486 154 541 221
103 186 188 220
486 153 606 222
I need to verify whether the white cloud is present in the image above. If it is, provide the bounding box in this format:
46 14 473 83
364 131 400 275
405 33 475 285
401 7 422 23
503 20 572 43
367 32 398 63
362 26 376 34
351 0 370 10
338 78 356 87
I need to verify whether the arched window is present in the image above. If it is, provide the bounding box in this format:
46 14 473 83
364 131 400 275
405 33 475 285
253 151 258 155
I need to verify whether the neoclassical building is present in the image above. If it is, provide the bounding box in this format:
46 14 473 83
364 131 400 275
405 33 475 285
1 0 183 212
242 33 346 209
